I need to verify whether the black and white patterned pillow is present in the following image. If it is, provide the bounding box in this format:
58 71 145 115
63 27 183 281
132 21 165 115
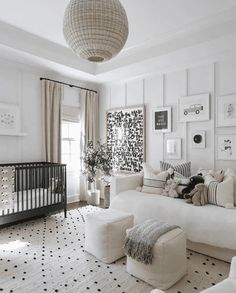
160 161 191 178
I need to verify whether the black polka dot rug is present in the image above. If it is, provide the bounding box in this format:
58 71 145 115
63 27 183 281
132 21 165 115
0 206 230 292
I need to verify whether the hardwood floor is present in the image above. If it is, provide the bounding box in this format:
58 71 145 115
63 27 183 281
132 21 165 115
67 199 105 210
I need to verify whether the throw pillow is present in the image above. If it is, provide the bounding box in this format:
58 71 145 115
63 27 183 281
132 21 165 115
160 161 191 178
204 174 234 208
142 163 170 195
173 171 186 179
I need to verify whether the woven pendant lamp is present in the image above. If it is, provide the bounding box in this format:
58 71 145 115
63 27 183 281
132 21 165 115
63 0 129 62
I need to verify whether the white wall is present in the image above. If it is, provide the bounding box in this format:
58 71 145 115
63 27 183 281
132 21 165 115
0 60 42 163
0 57 97 201
99 58 236 173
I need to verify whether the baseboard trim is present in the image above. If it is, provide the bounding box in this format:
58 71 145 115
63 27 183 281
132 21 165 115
67 194 79 204
187 240 235 263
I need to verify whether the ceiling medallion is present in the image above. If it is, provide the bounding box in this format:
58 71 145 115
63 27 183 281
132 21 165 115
63 0 129 63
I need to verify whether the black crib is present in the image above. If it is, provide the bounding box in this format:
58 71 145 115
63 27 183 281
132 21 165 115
0 162 67 226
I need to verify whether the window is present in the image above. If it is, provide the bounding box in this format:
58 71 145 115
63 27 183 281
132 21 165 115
61 121 80 173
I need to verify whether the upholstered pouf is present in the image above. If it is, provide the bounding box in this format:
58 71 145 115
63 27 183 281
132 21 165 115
85 209 134 264
126 228 187 290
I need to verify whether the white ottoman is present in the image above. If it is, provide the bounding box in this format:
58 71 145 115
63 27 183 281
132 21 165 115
126 228 187 290
85 209 134 264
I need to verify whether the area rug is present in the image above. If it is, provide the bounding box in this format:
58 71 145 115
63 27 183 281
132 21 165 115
0 206 230 293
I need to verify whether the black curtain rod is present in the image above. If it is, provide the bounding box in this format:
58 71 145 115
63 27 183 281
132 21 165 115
40 77 97 94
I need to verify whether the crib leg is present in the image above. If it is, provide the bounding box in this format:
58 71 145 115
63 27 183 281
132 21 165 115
64 207 67 218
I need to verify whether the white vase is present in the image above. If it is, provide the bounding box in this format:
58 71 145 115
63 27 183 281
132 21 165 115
104 185 110 208
87 189 100 206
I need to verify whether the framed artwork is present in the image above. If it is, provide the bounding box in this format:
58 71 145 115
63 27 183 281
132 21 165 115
217 95 236 127
165 138 182 160
106 105 145 172
191 131 206 149
217 135 236 161
153 107 171 133
179 93 210 122
0 103 20 135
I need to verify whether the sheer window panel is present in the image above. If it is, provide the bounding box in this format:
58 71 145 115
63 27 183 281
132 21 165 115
61 120 81 200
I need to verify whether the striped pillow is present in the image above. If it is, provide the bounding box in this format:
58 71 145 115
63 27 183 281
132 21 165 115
160 161 191 178
142 164 170 195
204 174 234 208
174 171 186 179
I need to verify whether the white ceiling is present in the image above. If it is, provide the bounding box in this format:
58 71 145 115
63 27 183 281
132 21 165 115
0 0 236 82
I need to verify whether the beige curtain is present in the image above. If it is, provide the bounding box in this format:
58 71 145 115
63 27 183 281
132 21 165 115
80 89 99 200
41 80 64 163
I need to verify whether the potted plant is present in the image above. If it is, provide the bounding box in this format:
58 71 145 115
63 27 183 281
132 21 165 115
97 143 113 208
82 141 112 206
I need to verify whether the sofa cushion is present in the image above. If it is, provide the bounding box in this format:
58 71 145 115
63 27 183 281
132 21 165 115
110 190 236 251
204 174 234 208
225 168 236 206
142 163 169 195
160 161 191 178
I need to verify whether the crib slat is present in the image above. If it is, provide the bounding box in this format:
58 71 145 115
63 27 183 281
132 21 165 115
17 169 19 212
30 168 33 210
39 167 41 208
43 166 45 207
34 167 37 209
50 167 52 205
51 167 55 204
47 166 49 206
26 167 28 211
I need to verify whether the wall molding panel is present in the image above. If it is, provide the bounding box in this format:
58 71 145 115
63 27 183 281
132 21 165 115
100 57 236 173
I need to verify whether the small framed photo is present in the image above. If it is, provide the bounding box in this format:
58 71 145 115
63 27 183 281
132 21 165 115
179 93 210 122
217 135 236 161
191 131 206 149
0 103 20 135
165 138 182 160
217 95 236 127
153 107 171 133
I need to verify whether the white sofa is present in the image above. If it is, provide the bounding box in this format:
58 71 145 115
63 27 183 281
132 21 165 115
110 174 236 262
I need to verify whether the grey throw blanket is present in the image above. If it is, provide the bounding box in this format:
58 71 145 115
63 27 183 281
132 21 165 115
124 219 178 265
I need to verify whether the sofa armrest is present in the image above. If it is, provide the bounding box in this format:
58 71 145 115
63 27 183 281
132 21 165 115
229 257 236 279
110 173 143 200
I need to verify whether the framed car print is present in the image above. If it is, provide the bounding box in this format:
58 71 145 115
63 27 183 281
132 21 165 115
179 93 210 122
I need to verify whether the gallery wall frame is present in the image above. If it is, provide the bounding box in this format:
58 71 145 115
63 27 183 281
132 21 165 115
106 105 145 172
153 106 172 133
179 93 210 122
165 138 182 160
217 134 236 161
191 131 206 149
217 95 236 127
0 103 21 135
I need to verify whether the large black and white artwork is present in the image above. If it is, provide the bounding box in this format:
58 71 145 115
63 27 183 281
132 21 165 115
106 106 145 172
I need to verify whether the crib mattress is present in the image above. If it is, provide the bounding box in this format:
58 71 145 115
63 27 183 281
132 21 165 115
0 188 62 215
